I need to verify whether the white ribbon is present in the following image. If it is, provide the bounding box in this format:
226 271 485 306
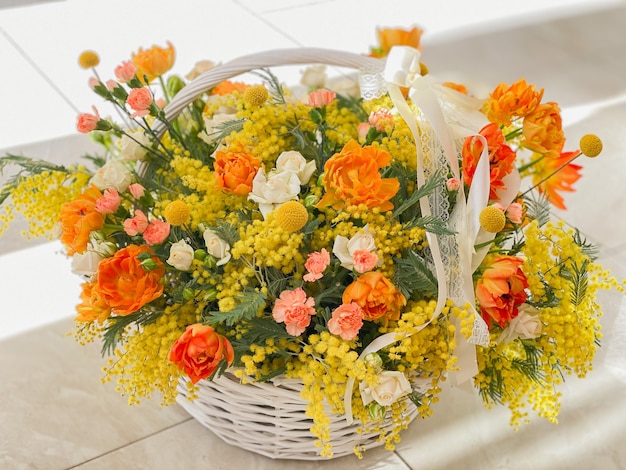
344 45 524 423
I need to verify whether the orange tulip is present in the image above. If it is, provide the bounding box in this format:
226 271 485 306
372 26 423 57
532 150 582 210
483 79 544 127
168 324 234 383
131 41 175 84
93 244 165 316
342 271 406 322
58 185 105 255
211 80 249 96
75 281 111 323
316 140 399 212
521 102 565 160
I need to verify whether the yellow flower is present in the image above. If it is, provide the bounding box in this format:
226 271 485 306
275 201 309 232
579 134 602 158
78 50 99 69
479 206 506 233
243 85 269 107
164 200 190 226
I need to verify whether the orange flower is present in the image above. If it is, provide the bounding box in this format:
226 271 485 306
131 41 175 84
462 123 517 201
75 281 111 323
532 150 582 210
316 140 399 212
342 271 406 322
521 102 565 159
214 146 261 196
93 244 165 316
168 324 234 384
211 80 249 96
442 82 468 95
372 26 423 57
475 255 528 329
58 185 105 255
483 79 544 126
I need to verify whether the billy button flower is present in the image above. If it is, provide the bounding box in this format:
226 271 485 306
164 200 191 226
275 200 309 232
579 134 603 158
479 205 506 233
78 50 99 69
243 84 269 107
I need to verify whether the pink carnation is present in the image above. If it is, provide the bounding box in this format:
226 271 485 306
308 88 336 108
143 219 171 245
446 177 461 191
76 107 101 133
94 188 121 214
123 210 148 236
506 202 523 224
88 77 99 89
303 248 330 282
128 183 145 199
272 287 316 336
368 108 393 131
357 122 371 141
127 87 153 118
115 61 136 82
328 302 363 340
352 249 378 273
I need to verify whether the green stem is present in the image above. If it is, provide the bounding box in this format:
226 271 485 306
517 155 545 174
519 151 582 199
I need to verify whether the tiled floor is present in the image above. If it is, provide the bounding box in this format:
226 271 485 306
1 1 626 469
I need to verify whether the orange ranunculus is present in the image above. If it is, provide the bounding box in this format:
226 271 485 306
532 150 582 210
75 281 111 323
342 271 406 322
462 123 517 201
483 79 544 127
93 244 165 316
371 26 423 57
168 323 234 384
521 102 565 160
475 255 528 329
131 41 175 84
58 185 105 255
211 80 249 96
316 140 399 212
214 147 261 196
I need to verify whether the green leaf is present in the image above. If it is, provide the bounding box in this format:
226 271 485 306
392 170 446 220
524 192 551 226
250 68 286 104
394 250 438 300
101 310 162 356
566 259 590 308
205 289 267 327
238 317 293 344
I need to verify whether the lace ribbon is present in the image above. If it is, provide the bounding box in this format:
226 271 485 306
344 46 524 424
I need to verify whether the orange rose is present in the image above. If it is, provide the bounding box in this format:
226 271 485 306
316 140 399 212
211 80 249 96
521 102 565 159
372 26 423 57
475 255 528 329
168 323 235 384
131 41 175 84
462 123 516 201
483 79 544 127
342 271 406 322
58 185 105 255
94 244 165 316
214 147 261 196
75 281 111 323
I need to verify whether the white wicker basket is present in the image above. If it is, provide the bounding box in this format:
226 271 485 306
165 49 412 460
176 372 418 460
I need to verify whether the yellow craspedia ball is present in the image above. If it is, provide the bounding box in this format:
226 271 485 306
78 50 100 69
243 85 269 107
479 205 506 233
276 201 309 232
164 200 190 226
579 134 603 157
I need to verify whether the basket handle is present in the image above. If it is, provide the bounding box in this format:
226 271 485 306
154 48 385 134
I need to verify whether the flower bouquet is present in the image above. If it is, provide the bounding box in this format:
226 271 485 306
1 27 623 460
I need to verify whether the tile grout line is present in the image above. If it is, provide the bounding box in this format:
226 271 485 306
0 25 80 114
64 417 194 469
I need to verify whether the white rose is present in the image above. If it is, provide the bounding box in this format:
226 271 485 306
498 304 543 344
360 371 412 407
119 131 151 162
325 75 360 98
199 112 239 144
203 229 231 266
333 225 377 270
300 65 327 89
167 240 195 271
247 168 301 218
91 160 132 192
71 250 103 277
89 233 116 258
275 150 316 185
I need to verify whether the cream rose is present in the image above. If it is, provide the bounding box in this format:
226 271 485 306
167 239 195 271
185 59 218 81
300 65 327 89
274 150 316 185
360 371 412 407
333 225 378 271
71 250 103 277
199 112 239 144
248 168 301 218
203 229 231 266
119 131 151 162
91 160 132 192
498 304 543 344
325 75 360 98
